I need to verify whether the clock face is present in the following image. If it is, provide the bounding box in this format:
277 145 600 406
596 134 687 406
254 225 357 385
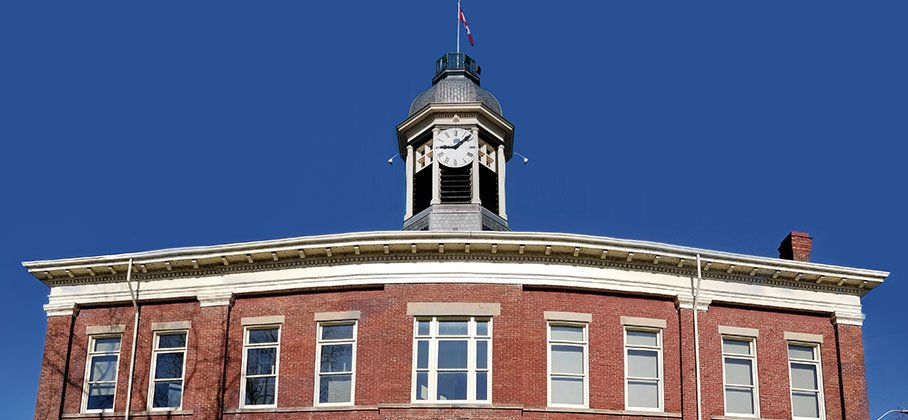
434 128 476 168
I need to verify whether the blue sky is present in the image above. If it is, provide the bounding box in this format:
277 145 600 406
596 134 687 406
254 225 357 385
1 1 906 418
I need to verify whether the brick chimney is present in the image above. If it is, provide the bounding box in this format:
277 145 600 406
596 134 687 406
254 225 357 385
778 231 813 262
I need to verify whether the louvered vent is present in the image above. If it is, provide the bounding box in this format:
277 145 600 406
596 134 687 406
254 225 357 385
440 165 472 203
413 168 432 214
479 165 498 214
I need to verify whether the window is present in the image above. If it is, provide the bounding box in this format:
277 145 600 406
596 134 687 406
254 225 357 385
625 328 663 411
722 338 759 416
241 326 280 407
412 317 491 403
315 322 357 405
82 336 122 413
548 323 588 407
148 331 188 410
789 343 825 419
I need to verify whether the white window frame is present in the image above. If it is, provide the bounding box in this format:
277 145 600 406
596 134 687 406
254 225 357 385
788 342 826 420
240 325 281 409
410 317 492 403
313 320 358 407
81 335 122 414
624 327 664 412
146 330 189 411
547 321 589 408
721 336 760 417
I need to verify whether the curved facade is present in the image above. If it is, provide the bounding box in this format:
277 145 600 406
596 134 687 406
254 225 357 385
27 231 886 419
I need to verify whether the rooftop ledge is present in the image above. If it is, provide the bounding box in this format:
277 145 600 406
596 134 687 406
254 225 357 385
22 230 888 295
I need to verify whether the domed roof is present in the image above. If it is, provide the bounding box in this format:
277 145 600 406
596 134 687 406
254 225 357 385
409 74 502 116
408 53 503 117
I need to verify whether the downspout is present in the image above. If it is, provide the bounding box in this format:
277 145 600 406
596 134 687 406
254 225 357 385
693 254 704 420
123 259 139 420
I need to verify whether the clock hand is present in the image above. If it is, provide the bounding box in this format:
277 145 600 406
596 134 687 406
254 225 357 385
437 141 457 150
453 133 472 148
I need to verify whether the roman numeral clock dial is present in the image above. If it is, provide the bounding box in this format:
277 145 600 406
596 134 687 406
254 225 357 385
434 127 476 168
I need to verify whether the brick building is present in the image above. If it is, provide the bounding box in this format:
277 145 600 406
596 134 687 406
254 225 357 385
26 53 887 420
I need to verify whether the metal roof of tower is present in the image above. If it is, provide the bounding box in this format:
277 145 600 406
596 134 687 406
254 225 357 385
409 53 502 116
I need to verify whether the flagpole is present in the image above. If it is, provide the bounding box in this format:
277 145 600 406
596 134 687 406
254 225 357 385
456 0 461 53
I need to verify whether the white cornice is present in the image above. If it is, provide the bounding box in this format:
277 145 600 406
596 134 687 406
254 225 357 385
44 302 79 317
22 231 889 296
41 258 868 324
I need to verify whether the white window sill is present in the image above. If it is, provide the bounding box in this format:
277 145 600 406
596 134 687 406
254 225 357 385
526 407 682 417
225 406 378 414
712 416 785 420
64 410 193 418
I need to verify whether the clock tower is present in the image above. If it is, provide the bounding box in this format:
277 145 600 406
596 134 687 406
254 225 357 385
396 53 514 231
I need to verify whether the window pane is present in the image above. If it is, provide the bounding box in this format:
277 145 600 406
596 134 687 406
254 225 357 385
154 352 184 380
551 345 584 375
626 330 658 347
550 325 584 342
320 344 353 373
417 340 429 369
476 371 488 401
89 355 118 382
322 324 354 340
792 391 820 418
476 340 488 369
245 348 277 375
476 321 489 336
245 377 276 406
551 377 583 405
417 321 430 336
86 383 115 410
722 339 751 355
416 372 429 400
248 328 279 344
93 337 121 353
319 374 352 403
438 320 468 335
725 387 755 414
437 372 468 400
788 344 815 360
790 363 819 390
627 380 659 408
627 349 658 378
724 358 753 386
152 380 183 408
438 340 468 369
158 333 186 349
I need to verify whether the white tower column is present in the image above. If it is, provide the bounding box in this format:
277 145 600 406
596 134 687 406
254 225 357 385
471 127 481 205
497 145 507 220
431 128 441 205
404 145 414 219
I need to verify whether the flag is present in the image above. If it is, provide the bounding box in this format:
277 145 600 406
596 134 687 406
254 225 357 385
459 4 475 46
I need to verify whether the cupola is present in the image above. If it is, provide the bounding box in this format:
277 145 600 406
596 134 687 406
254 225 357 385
396 53 515 231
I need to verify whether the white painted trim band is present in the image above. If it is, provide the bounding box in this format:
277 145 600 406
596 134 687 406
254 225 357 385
314 311 361 321
785 331 824 344
620 316 667 329
718 326 760 338
241 315 285 326
407 302 500 316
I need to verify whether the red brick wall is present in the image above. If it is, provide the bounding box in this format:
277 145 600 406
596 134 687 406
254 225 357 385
34 314 75 420
698 304 843 419
62 305 135 414
522 288 681 412
835 323 870 420
37 284 868 419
